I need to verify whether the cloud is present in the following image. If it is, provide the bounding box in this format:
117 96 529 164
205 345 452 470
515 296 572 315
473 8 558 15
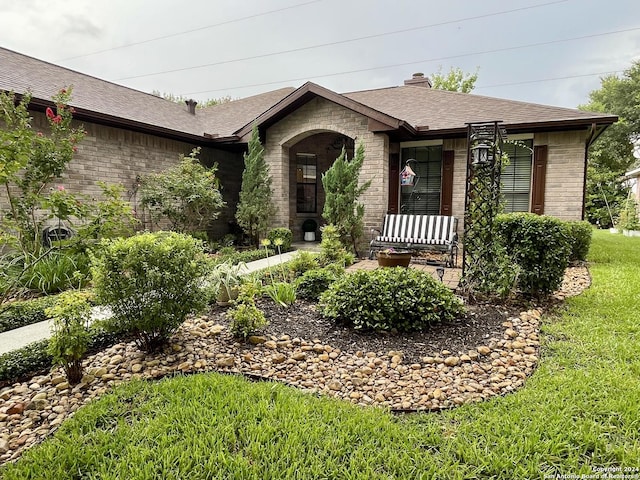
62 14 103 39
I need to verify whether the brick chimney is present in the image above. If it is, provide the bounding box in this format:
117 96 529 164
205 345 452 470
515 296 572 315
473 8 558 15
404 72 432 88
185 99 198 114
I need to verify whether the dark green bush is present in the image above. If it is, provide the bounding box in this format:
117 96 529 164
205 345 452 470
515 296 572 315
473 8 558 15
92 231 209 352
267 228 293 252
564 220 592 262
0 295 58 333
495 213 571 296
320 267 464 332
296 265 344 301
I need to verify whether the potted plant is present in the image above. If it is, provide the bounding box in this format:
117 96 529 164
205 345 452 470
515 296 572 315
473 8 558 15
302 219 318 242
207 262 245 305
376 248 412 267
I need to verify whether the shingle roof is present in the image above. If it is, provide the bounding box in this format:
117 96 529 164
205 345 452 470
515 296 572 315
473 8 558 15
344 85 616 132
0 47 616 142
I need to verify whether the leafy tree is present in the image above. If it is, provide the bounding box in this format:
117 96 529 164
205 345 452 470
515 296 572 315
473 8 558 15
236 125 276 247
140 148 225 233
322 143 371 256
0 88 85 255
580 61 640 225
431 66 478 93
151 90 232 108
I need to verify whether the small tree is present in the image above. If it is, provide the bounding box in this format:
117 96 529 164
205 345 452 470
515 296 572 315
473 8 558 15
322 143 371 256
236 125 276 247
140 148 225 233
431 66 478 93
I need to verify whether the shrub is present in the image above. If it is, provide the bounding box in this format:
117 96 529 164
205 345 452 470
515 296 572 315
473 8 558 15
228 281 268 338
205 261 245 305
320 268 464 332
267 228 293 252
319 224 355 267
495 213 571 296
0 295 58 333
46 291 92 384
287 251 320 279
0 324 126 385
92 232 209 351
296 265 344 301
264 282 296 308
564 220 592 262
213 247 273 266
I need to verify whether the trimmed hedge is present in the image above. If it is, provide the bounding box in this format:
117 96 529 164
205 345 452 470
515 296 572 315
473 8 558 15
565 220 592 262
495 213 571 296
0 295 58 334
267 228 293 252
320 267 464 332
296 265 344 301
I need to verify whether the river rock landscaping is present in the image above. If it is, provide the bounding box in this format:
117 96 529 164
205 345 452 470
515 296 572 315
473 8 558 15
0 266 590 465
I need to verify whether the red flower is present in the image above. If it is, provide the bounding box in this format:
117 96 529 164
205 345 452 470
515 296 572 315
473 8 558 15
57 185 65 191
37 132 43 137
53 115 62 124
46 107 55 119
72 146 78 153
60 88 66 94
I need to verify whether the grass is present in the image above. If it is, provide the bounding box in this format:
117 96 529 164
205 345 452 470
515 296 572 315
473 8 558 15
2 230 639 479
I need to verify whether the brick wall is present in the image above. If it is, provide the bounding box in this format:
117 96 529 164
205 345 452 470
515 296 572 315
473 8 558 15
0 112 243 239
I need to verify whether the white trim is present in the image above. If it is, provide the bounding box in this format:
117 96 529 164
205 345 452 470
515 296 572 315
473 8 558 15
625 166 640 178
400 139 443 148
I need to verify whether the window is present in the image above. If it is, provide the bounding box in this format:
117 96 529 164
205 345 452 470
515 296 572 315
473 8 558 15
501 140 533 213
400 145 442 215
296 153 317 213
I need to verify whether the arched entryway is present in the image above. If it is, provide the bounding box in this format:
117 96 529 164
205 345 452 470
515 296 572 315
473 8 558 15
287 132 354 241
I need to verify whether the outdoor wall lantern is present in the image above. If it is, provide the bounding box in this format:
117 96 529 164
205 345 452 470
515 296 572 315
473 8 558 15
436 266 445 282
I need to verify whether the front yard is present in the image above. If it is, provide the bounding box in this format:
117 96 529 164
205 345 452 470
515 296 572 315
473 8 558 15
1 230 639 478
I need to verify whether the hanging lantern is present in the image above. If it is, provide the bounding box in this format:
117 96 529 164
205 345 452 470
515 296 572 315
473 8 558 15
471 141 492 168
400 162 416 186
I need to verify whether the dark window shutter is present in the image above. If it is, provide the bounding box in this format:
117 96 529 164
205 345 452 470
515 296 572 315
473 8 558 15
388 153 400 213
440 150 454 216
531 145 547 215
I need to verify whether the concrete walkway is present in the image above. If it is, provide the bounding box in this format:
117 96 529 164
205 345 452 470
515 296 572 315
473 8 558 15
0 251 300 356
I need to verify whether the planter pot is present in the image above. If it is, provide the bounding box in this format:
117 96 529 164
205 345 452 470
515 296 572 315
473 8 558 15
304 231 316 242
377 251 412 268
623 229 640 237
609 227 620 234
216 286 239 306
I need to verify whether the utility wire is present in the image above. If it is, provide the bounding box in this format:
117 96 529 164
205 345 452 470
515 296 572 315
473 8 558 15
475 70 624 90
57 0 324 62
115 0 570 81
178 27 639 96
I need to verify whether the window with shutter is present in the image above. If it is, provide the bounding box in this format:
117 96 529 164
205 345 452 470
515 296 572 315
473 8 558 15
399 145 442 215
501 140 533 213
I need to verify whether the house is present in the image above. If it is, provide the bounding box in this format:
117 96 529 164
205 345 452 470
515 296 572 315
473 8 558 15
0 47 618 244
625 166 640 203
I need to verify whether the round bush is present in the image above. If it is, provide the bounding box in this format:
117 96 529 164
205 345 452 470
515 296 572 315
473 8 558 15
564 220 592 262
267 227 293 252
496 213 571 296
296 265 344 301
91 231 209 351
319 267 464 332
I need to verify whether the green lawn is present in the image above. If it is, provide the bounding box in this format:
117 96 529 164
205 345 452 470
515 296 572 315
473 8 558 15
2 230 639 479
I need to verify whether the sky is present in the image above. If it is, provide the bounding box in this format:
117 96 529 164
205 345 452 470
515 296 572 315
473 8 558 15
1 0 639 109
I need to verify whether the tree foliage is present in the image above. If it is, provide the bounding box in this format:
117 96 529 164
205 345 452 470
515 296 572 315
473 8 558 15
151 90 232 108
321 144 371 256
235 125 276 247
430 67 478 93
140 148 225 233
0 88 85 254
580 61 640 225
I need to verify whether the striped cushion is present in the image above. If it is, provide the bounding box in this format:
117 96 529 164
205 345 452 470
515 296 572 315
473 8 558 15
376 214 457 245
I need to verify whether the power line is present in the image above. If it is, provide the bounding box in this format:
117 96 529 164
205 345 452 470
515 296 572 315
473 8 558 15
115 0 570 81
475 70 624 89
178 27 640 96
57 0 324 62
